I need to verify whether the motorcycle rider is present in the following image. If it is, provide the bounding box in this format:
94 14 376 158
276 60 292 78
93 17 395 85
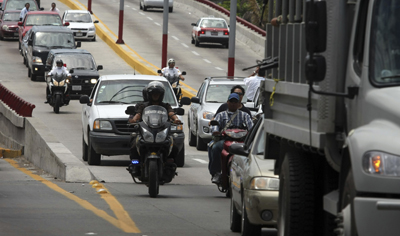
45 59 71 104
128 81 182 176
209 93 253 184
159 58 185 85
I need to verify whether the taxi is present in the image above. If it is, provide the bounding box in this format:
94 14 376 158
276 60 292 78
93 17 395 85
191 16 229 48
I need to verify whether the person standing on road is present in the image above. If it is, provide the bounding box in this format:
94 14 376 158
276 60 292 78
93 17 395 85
244 67 265 102
49 2 60 14
19 3 30 21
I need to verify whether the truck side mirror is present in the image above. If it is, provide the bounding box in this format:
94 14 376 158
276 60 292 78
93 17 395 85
305 0 327 53
305 54 326 82
28 39 32 46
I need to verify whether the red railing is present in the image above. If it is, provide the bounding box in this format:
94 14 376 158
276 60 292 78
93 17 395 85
194 0 266 37
0 83 35 117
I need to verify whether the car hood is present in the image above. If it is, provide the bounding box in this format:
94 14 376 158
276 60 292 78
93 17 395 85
253 154 278 178
2 22 18 27
70 69 99 77
95 104 132 119
67 22 94 28
200 103 222 114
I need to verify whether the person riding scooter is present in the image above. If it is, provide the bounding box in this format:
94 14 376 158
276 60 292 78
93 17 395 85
209 93 253 184
45 59 71 104
159 58 185 84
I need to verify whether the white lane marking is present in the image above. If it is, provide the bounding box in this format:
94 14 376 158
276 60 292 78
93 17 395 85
147 17 153 21
181 43 189 48
192 51 200 56
139 12 145 15
172 36 179 41
203 59 211 63
193 159 208 164
154 22 161 26
131 7 136 11
125 5 129 7
215 67 223 70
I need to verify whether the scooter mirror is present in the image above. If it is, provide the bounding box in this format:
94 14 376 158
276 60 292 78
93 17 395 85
69 69 74 74
210 120 219 126
181 71 186 75
125 105 136 115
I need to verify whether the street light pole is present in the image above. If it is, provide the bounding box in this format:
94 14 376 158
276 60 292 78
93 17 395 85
116 0 125 44
227 0 237 76
161 0 169 68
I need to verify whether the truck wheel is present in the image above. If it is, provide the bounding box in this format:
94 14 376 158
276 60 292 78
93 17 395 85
241 200 261 236
196 133 207 151
338 170 358 236
82 133 88 161
278 152 315 236
175 146 185 167
148 159 159 198
88 131 101 165
230 195 241 232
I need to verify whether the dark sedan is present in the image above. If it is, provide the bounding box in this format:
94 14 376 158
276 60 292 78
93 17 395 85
0 10 19 39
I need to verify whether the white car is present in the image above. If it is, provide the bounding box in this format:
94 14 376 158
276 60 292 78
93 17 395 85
80 75 190 166
139 0 174 12
62 10 98 41
191 16 229 48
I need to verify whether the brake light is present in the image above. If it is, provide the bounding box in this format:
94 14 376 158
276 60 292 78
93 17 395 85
224 30 229 35
198 30 205 36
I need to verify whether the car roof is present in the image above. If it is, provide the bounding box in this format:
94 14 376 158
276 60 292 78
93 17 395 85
200 16 226 21
49 49 90 54
31 26 71 32
206 77 245 85
25 11 60 15
64 10 90 14
99 74 170 83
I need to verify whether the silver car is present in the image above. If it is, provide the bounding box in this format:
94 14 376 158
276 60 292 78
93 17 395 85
229 117 279 235
139 0 174 12
188 77 247 150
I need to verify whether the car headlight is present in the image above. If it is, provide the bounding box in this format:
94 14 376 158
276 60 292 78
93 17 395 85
90 78 97 84
2 25 8 30
250 177 279 190
155 128 169 143
32 56 42 64
203 111 214 120
142 127 154 142
171 124 183 131
93 120 113 131
89 27 95 31
363 151 400 176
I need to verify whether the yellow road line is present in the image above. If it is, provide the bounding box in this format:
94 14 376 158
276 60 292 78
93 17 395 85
4 159 140 233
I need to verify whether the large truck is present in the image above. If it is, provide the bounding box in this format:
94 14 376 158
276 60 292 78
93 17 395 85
259 0 400 235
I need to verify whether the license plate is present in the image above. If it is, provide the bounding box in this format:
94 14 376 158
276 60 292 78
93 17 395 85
72 85 82 91
76 33 83 36
211 31 218 36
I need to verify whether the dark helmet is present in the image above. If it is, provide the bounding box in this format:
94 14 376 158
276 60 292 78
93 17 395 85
142 87 148 102
146 81 165 103
56 59 63 67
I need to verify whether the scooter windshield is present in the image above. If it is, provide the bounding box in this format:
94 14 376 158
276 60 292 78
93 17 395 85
142 105 168 128
52 73 67 82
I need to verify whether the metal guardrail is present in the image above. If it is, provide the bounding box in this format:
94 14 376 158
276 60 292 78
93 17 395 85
195 0 267 37
0 83 35 117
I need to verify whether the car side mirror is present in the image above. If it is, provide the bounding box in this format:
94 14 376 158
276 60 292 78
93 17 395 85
69 69 74 73
229 143 249 156
191 23 196 26
157 69 162 73
210 120 219 126
191 97 200 104
94 20 99 23
79 95 90 104
181 71 186 75
125 105 136 115
76 41 81 48
180 96 191 105
18 21 23 26
174 107 184 116
97 65 103 70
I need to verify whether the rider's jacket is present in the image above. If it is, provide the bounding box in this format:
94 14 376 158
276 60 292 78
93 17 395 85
161 67 181 84
48 66 71 77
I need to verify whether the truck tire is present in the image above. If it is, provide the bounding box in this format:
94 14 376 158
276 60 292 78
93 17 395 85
148 159 159 198
241 200 261 236
82 133 88 161
278 152 315 236
175 146 185 167
88 131 101 165
230 196 241 232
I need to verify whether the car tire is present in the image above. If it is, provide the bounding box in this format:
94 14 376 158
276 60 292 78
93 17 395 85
82 133 88 161
169 7 173 13
196 132 208 151
88 131 101 165
278 152 315 236
30 72 37 81
143 5 147 11
241 201 261 236
195 38 200 47
139 2 143 10
230 194 241 232
188 120 197 146
191 36 195 44
91 36 96 42
175 146 185 167
224 43 229 48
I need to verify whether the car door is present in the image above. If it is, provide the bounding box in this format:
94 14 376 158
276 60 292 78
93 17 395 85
192 19 200 39
26 30 34 70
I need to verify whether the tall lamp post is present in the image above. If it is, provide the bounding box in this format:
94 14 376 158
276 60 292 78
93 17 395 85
227 0 237 76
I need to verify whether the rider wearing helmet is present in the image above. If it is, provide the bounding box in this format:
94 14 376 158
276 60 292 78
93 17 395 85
159 58 185 85
45 59 72 104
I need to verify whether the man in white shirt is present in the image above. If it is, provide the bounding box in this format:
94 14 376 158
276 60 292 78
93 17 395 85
244 67 265 102
19 3 30 21
49 2 60 14
45 60 71 104
159 58 185 85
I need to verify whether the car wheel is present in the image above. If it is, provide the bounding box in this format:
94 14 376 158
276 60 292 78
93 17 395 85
88 131 101 165
0 34 3 40
91 35 96 42
30 71 37 81
241 200 261 236
188 119 197 146
169 7 173 13
139 1 142 10
195 37 200 47
278 152 315 236
143 4 147 11
230 194 241 232
82 133 88 161
196 131 208 151
224 42 229 48
175 146 185 167
191 36 195 44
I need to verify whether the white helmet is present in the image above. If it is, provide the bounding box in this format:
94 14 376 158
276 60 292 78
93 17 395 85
167 58 175 66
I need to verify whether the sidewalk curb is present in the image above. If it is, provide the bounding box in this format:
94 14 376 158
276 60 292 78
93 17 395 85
0 148 22 158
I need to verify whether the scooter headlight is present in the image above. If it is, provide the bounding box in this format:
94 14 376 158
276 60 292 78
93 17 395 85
155 128 169 143
59 80 65 86
225 130 247 139
142 127 154 142
52 79 59 86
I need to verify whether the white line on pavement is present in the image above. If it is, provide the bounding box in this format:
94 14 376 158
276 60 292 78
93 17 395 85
203 59 211 63
172 36 179 41
181 43 189 48
192 51 200 56
125 5 129 7
215 67 223 70
147 17 153 21
193 159 208 164
139 12 145 15
154 22 161 26
131 7 136 10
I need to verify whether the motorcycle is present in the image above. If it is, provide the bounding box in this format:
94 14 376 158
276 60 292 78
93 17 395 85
47 73 70 114
158 69 186 102
126 105 185 198
210 120 249 197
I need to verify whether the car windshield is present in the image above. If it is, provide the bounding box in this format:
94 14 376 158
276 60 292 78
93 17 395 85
25 14 62 26
34 32 75 48
2 12 19 21
370 0 400 86
205 84 247 103
200 19 227 28
64 12 92 23
53 54 95 70
5 0 37 10
95 80 177 106
253 127 265 155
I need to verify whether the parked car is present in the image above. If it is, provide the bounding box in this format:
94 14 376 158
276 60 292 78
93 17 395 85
139 0 173 12
45 49 103 99
0 10 19 40
188 77 247 150
62 10 98 41
79 75 190 166
229 117 279 235
191 16 229 48
18 11 63 49
25 25 81 81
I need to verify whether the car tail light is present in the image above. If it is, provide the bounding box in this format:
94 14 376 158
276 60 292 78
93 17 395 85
198 30 205 36
224 30 229 35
